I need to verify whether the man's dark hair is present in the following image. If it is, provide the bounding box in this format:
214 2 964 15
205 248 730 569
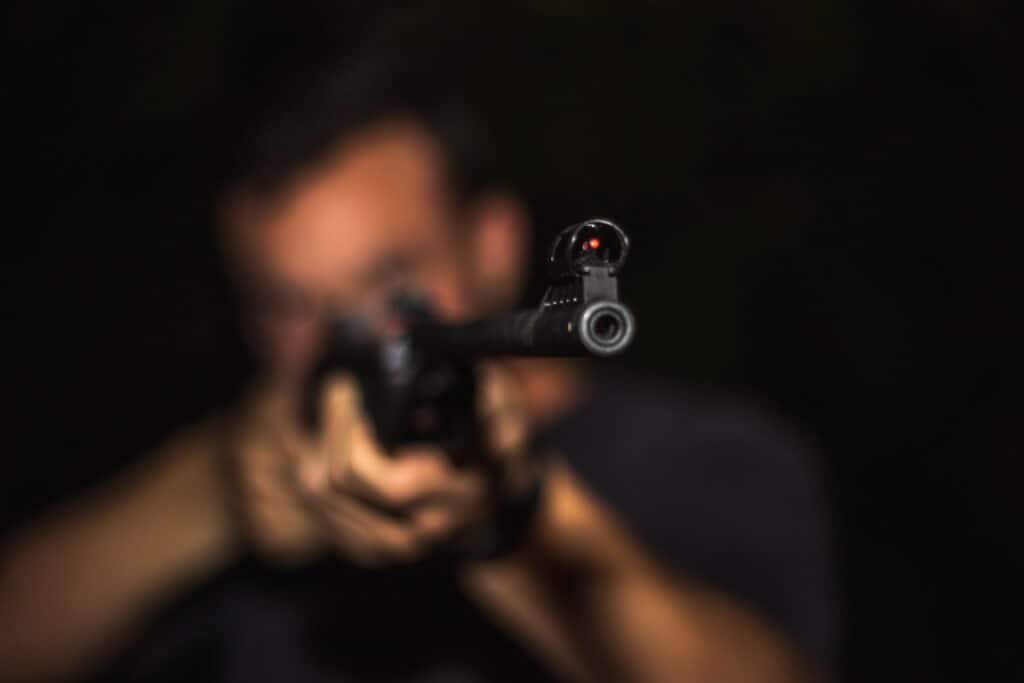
223 27 501 203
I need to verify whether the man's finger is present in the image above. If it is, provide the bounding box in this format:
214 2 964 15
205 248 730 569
412 504 461 542
275 414 330 497
322 374 361 490
319 495 426 562
347 442 485 511
476 362 520 419
476 362 528 460
275 374 359 498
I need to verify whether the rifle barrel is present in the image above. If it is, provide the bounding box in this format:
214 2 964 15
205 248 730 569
411 300 635 357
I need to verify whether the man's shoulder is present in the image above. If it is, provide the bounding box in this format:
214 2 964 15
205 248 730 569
551 374 815 479
546 373 829 574
547 373 837 664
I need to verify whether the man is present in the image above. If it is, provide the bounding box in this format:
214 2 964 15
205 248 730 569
0 52 833 682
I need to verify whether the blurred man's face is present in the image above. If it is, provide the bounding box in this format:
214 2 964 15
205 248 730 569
223 119 523 389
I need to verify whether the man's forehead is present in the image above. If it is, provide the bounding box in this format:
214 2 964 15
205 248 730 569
235 120 453 287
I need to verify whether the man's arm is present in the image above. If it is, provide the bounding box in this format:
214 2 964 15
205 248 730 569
0 421 241 681
463 462 810 683
261 372 815 681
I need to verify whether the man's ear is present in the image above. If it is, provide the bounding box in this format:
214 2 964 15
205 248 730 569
465 192 530 312
217 189 258 280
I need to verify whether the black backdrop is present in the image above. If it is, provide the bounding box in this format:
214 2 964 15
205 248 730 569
7 2 1022 681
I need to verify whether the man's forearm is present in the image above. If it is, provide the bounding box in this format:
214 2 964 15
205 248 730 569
0 421 241 680
463 462 808 683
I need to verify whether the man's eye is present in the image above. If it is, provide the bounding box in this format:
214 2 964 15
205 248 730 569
250 287 316 320
364 253 417 290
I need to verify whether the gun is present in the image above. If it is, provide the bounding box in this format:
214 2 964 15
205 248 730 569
304 218 635 460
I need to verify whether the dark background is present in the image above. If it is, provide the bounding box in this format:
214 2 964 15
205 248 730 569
6 2 1022 681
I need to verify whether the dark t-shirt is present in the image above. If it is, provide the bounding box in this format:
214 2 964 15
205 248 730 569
116 379 835 682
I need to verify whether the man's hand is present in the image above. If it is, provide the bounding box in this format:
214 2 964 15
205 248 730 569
229 387 327 564
232 365 534 566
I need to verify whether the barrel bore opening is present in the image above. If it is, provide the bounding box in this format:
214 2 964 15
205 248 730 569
589 309 626 347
